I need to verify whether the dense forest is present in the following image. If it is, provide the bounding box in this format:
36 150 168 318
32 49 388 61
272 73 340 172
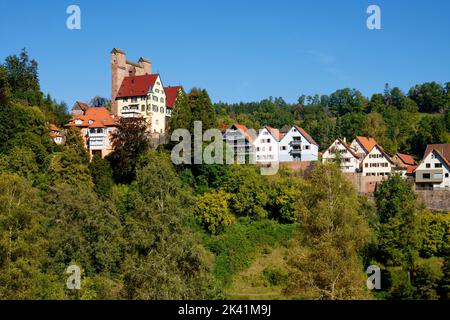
0 49 449 300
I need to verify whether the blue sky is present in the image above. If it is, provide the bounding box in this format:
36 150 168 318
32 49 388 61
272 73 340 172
1 0 449 106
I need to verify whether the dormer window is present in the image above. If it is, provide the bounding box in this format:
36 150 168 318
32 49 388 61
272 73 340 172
88 120 94 124
75 119 82 125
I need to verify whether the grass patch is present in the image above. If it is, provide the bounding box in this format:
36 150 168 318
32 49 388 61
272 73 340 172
227 246 291 299
204 218 297 288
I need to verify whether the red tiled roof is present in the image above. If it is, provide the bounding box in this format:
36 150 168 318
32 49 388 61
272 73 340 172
116 74 160 98
355 136 377 153
406 165 418 174
294 125 318 146
164 86 182 109
65 107 118 128
266 126 284 141
231 123 256 142
396 152 417 166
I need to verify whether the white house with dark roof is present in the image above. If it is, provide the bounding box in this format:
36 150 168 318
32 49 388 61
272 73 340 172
415 144 450 190
322 138 361 172
278 125 318 162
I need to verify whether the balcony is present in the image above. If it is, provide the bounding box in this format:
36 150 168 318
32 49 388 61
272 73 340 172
121 106 141 118
415 169 444 183
290 140 302 146
290 148 302 155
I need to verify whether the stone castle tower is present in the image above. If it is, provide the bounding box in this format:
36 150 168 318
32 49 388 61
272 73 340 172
110 48 152 114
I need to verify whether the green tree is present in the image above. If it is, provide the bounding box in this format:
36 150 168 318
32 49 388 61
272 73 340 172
329 88 367 116
267 175 308 223
49 128 92 187
122 151 216 299
223 165 268 219
0 65 11 106
0 174 50 299
408 82 447 113
1 146 39 181
336 112 368 141
409 115 448 157
439 255 450 299
284 164 371 299
195 189 235 234
419 211 450 257
89 153 114 198
412 258 444 300
45 182 123 278
374 175 421 270
3 48 42 106
107 116 151 184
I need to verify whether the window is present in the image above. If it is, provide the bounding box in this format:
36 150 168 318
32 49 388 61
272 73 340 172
123 97 128 102
281 146 286 151
435 163 442 168
156 119 159 125
445 173 449 178
141 97 146 101
269 147 272 151
434 173 443 180
153 105 158 112
423 173 431 179
141 105 145 111
155 88 160 93
153 96 158 101
304 145 310 150
257 147 260 152
267 138 271 143
365 163 368 168
131 97 138 103
160 97 164 103
426 163 431 168
160 107 164 113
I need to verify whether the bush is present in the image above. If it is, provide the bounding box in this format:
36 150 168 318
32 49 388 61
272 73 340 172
263 266 288 287
195 189 235 234
419 211 450 258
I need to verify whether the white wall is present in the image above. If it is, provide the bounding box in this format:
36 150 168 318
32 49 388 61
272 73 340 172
253 128 279 163
350 139 368 159
322 139 360 172
279 126 318 162
116 75 167 134
416 151 450 188
362 146 394 177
